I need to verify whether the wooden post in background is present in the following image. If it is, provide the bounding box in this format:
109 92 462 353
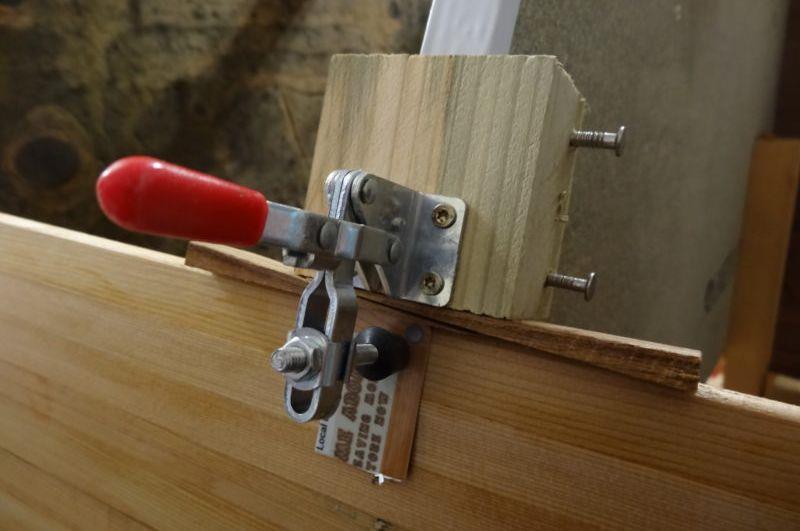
723 138 800 394
305 54 585 320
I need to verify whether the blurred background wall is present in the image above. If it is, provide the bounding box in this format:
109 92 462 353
0 0 794 377
511 1 789 376
0 0 430 253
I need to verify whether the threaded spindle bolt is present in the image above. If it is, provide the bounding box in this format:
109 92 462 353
270 346 309 373
570 126 626 157
545 272 597 302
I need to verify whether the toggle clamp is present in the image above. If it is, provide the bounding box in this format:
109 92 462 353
96 157 466 424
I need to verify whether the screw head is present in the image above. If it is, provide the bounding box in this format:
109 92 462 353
583 272 597 301
432 203 456 228
324 173 337 200
614 126 626 157
359 178 376 204
421 272 444 295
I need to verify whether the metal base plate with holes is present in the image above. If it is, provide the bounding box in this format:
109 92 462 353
347 171 466 307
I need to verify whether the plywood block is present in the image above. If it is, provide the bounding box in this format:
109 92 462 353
2 213 800 529
305 54 585 319
723 138 800 394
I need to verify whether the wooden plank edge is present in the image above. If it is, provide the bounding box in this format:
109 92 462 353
185 242 701 391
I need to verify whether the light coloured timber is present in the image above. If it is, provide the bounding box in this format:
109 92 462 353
1 213 800 529
723 138 800 395
185 241 701 391
305 54 585 319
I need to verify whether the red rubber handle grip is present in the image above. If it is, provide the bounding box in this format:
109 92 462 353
96 156 268 246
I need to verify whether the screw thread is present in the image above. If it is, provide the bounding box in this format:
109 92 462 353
545 273 586 291
271 347 308 373
570 126 625 156
570 130 607 146
545 272 597 301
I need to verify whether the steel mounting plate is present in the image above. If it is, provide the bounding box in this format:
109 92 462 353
347 171 466 307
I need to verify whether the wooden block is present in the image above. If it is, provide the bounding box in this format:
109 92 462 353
2 213 800 529
305 54 585 320
723 138 800 394
186 242 701 391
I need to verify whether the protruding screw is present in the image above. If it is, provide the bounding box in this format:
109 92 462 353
359 178 376 204
570 126 626 157
270 346 309 373
545 271 597 301
432 203 457 228
421 272 444 295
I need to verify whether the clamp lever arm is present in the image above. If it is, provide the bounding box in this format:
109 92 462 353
96 157 465 423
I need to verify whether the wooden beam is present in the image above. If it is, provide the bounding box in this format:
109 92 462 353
765 372 800 406
1 213 800 529
723 138 800 394
185 242 701 391
305 54 585 320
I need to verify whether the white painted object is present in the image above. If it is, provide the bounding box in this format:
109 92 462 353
420 0 521 55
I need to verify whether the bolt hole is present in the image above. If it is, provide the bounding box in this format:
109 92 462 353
289 389 314 414
405 324 425 344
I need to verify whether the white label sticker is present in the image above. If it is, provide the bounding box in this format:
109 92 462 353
316 370 396 475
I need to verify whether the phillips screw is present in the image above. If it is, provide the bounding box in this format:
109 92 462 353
570 126 626 157
432 203 457 228
545 271 597 301
421 271 444 295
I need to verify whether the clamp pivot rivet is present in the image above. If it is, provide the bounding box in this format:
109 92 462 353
387 239 402 264
318 221 338 250
359 178 376 204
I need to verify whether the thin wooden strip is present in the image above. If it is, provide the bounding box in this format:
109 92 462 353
381 324 431 479
185 242 700 390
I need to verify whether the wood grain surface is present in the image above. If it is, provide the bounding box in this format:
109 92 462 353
723 138 800 394
186 242 701 391
1 213 799 530
305 54 585 320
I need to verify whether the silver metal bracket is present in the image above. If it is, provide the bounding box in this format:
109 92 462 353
346 171 466 307
267 169 466 423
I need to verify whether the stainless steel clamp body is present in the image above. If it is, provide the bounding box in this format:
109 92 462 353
268 170 466 422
